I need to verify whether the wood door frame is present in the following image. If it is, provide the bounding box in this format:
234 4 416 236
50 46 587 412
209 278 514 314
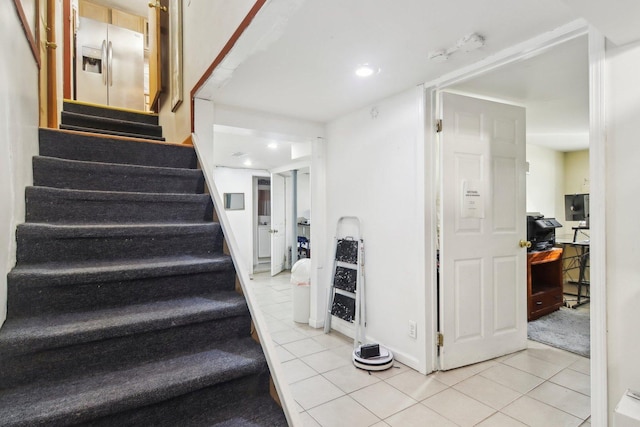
424 20 607 425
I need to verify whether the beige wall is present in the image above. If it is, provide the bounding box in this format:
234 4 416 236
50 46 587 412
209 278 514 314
158 0 256 143
526 143 565 222
0 2 41 326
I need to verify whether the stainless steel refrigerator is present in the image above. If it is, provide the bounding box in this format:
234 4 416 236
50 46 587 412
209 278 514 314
76 17 144 111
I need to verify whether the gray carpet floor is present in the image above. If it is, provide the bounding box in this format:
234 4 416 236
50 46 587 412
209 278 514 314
527 307 590 357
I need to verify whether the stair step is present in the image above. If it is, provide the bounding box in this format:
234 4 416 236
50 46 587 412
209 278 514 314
33 156 205 193
0 296 249 357
61 111 163 138
0 337 266 427
26 186 214 224
84 378 287 427
39 128 196 168
16 223 223 264
8 255 236 317
63 100 159 126
60 124 167 141
0 300 252 389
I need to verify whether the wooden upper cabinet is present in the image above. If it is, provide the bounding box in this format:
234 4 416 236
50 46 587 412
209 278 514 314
79 0 109 23
111 9 144 33
79 1 144 34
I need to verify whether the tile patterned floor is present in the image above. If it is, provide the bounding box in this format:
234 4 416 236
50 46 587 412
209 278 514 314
249 272 591 427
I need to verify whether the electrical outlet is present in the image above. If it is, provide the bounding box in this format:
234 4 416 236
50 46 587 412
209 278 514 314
408 320 417 339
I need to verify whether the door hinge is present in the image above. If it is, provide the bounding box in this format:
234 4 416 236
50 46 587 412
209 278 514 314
436 119 443 133
437 332 444 347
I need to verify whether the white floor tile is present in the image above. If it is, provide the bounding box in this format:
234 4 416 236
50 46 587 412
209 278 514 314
523 346 579 368
502 395 583 427
322 364 381 394
290 375 345 410
385 370 449 401
527 381 591 419
569 357 591 375
479 364 545 394
502 352 565 379
369 422 390 427
281 359 318 384
283 337 327 358
452 374 521 410
422 388 495 427
475 412 528 426
431 360 497 386
271 328 308 345
299 411 322 427
307 395 380 427
275 345 297 363
312 333 352 349
351 381 416 419
301 349 351 373
385 403 458 427
550 368 591 396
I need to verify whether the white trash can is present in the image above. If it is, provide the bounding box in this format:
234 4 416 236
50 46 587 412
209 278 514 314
291 259 311 324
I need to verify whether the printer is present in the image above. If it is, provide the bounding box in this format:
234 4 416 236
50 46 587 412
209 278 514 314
526 213 563 252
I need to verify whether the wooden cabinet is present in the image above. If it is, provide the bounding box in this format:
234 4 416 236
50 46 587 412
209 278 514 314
527 248 563 321
79 0 110 23
112 9 145 33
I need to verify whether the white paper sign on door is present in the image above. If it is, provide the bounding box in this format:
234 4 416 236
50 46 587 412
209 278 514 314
461 180 484 218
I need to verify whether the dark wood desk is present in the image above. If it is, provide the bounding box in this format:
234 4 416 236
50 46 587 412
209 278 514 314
527 248 564 321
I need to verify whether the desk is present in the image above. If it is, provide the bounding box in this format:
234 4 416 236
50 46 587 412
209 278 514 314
557 239 590 307
527 248 564 321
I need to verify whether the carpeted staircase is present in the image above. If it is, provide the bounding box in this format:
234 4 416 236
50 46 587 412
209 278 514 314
0 102 287 426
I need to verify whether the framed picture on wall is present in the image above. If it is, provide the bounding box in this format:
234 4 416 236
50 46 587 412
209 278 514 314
169 0 183 112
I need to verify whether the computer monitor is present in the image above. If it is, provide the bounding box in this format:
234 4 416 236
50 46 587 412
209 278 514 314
564 194 590 223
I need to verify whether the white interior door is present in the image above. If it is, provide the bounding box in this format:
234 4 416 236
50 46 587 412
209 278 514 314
439 92 527 370
270 173 286 276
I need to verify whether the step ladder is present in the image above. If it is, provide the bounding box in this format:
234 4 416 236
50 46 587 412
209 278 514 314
324 217 366 349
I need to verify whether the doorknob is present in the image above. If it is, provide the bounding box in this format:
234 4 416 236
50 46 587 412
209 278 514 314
519 239 532 249
148 1 168 12
269 229 278 234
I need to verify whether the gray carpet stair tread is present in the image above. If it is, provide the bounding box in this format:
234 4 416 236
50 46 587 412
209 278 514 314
33 156 205 193
18 222 218 238
63 101 159 126
16 223 222 263
61 110 161 134
0 294 248 356
9 255 233 287
26 185 211 203
39 128 194 168
60 123 166 141
0 338 266 427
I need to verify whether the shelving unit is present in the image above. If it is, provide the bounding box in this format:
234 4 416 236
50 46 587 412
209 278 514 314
527 248 564 321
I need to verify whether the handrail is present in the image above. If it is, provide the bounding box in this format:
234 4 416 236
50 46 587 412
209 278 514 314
191 132 300 427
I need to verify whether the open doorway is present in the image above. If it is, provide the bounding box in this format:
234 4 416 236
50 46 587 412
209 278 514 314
67 0 154 111
444 34 591 358
211 124 313 276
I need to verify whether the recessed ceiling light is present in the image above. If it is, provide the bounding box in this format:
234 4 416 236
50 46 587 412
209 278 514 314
243 159 252 166
355 64 379 78
268 142 278 149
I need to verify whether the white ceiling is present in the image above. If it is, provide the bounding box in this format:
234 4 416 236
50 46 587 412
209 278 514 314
213 126 307 170
202 0 579 124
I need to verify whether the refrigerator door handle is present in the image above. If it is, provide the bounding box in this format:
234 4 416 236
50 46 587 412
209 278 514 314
108 41 113 86
101 40 107 85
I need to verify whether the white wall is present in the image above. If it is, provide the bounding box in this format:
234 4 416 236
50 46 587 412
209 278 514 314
605 39 640 424
526 143 565 223
159 0 256 142
297 172 310 219
324 86 429 371
0 3 40 327
213 167 269 272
